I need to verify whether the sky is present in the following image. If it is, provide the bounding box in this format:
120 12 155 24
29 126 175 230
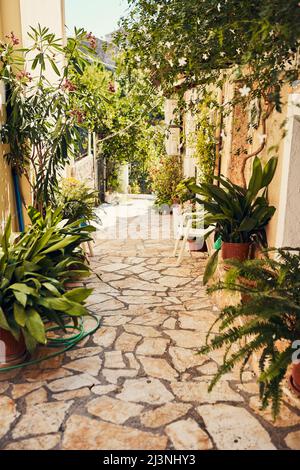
65 0 129 39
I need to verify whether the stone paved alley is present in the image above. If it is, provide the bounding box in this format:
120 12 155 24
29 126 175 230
1 202 300 450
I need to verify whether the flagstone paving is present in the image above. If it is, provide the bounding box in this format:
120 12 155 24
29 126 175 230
1 232 300 450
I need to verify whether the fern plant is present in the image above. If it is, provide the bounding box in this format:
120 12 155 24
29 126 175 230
200 248 300 419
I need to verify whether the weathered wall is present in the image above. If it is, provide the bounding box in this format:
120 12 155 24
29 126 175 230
275 89 300 248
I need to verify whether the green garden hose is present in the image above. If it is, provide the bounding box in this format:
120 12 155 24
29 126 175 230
0 313 101 372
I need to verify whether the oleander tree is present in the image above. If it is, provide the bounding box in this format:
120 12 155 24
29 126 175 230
0 26 98 211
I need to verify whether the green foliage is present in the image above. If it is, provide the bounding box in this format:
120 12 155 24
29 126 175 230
188 156 278 283
189 156 278 244
0 209 94 351
201 248 300 419
56 178 98 223
72 54 164 193
0 25 97 210
175 178 196 205
150 155 183 206
193 98 217 184
119 1 300 110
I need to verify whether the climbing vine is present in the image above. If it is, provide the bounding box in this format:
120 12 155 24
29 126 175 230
193 98 217 184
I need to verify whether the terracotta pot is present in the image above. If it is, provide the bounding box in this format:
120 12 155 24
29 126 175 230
222 242 251 262
188 239 207 252
290 362 300 394
0 328 27 368
239 277 257 305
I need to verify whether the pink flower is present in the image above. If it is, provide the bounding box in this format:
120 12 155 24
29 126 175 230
86 32 97 49
62 79 77 92
108 82 115 93
70 109 85 124
6 31 20 46
16 70 32 82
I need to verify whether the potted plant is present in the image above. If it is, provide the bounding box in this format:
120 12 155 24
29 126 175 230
187 156 278 283
151 154 183 213
56 177 99 225
200 248 300 418
0 211 93 366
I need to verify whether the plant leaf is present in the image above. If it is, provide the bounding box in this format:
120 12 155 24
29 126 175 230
203 250 219 285
64 287 93 303
25 308 46 344
0 306 11 331
13 302 26 327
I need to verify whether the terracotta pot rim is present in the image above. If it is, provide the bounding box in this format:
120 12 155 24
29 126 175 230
290 362 300 395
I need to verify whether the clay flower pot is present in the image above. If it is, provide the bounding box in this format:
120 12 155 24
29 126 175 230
290 362 300 394
188 239 206 252
222 242 251 261
0 328 27 368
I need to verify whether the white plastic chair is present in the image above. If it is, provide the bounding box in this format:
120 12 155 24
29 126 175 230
173 210 213 265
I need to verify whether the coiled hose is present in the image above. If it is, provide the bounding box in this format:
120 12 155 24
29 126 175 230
0 313 101 372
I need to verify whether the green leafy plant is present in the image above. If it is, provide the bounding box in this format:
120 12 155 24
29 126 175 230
0 25 97 211
201 248 300 419
175 178 196 205
150 154 183 207
56 178 98 224
0 211 94 352
71 57 164 199
25 206 95 282
187 156 278 284
193 98 217 184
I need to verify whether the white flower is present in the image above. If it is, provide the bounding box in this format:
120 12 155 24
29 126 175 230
220 51 225 57
236 48 242 55
258 133 267 144
217 3 221 11
179 57 187 66
239 85 251 97
230 29 235 34
168 59 174 67
202 53 209 60
165 41 172 49
135 55 141 63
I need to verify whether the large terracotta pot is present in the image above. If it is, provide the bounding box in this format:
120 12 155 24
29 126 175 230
290 362 300 394
222 242 251 262
0 328 27 368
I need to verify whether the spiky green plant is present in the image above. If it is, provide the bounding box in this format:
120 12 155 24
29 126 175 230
200 248 300 419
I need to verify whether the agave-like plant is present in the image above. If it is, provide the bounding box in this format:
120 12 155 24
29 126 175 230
200 248 300 419
0 208 94 352
187 156 278 284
